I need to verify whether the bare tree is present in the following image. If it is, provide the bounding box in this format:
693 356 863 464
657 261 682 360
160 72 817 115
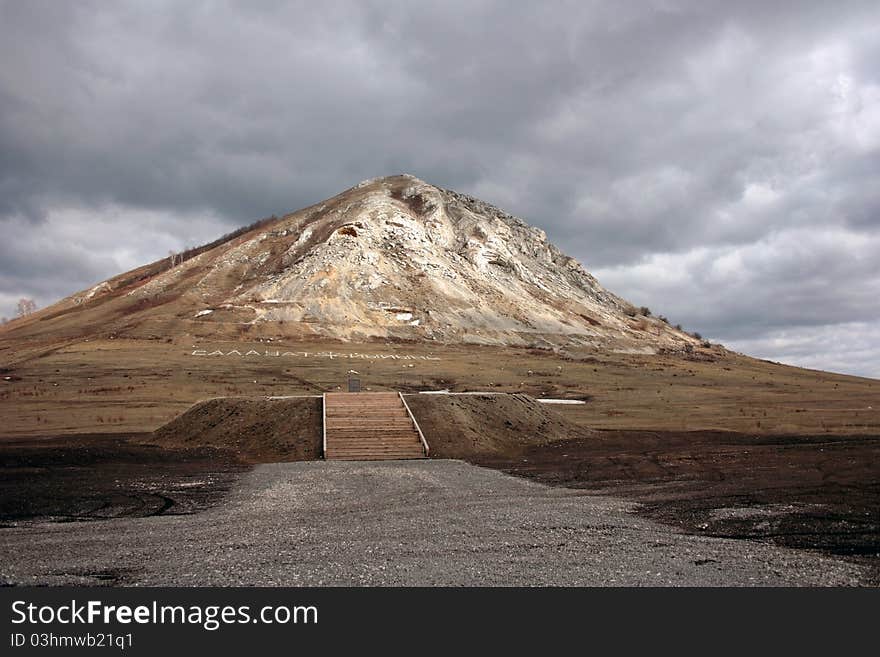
16 298 37 317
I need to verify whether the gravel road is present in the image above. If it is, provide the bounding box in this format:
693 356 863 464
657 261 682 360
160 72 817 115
0 460 867 586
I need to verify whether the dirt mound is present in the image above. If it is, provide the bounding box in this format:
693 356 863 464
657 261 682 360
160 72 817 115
142 392 583 463
405 393 589 458
144 397 322 462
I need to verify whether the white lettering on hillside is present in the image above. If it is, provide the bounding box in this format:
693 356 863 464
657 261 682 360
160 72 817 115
190 349 440 360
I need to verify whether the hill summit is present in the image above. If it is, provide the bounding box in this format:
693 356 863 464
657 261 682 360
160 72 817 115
8 174 698 351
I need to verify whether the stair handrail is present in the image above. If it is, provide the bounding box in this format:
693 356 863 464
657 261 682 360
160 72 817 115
322 393 327 459
399 392 430 457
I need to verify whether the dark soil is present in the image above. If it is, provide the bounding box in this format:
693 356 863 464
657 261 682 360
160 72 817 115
404 393 589 458
3 395 877 582
0 433 247 523
474 429 880 582
142 396 322 462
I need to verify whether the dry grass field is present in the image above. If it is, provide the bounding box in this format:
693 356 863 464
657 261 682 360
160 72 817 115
1 336 877 438
2 334 878 579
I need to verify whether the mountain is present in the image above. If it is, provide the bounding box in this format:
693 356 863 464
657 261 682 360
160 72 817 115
3 174 700 352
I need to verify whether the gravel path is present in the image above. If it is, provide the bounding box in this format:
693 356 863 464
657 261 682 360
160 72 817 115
0 460 867 586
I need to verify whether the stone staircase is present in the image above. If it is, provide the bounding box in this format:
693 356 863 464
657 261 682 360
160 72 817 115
323 392 428 460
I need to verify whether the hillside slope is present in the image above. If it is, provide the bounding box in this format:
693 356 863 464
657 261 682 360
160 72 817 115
1 175 698 352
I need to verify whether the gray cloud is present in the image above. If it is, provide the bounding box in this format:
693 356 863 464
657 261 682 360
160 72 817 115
0 0 877 377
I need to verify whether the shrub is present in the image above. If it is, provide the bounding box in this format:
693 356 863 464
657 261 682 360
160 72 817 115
167 215 279 270
639 306 651 317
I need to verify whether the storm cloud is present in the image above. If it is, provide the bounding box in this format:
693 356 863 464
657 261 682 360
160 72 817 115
1 0 878 376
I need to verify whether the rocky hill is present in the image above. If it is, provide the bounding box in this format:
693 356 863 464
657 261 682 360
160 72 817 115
2 174 698 352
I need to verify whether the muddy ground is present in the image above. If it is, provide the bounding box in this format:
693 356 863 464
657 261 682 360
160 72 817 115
0 433 246 524
401 395 879 579
2 460 866 586
475 430 880 582
2 428 876 584
1 392 877 584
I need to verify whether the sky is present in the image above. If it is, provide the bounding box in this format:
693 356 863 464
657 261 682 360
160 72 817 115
1 0 878 378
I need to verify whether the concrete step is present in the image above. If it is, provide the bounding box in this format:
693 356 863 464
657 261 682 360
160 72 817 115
328 446 425 454
327 444 425 452
326 409 409 412
328 455 425 461
328 441 420 448
328 426 413 430
327 444 424 452
328 416 407 420
327 432 419 439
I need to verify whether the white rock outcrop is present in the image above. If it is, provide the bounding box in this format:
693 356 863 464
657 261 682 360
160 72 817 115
60 174 698 351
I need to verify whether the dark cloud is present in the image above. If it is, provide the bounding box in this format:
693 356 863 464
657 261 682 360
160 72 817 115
0 0 877 376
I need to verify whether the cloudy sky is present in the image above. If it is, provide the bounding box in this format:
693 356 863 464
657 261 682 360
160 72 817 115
1 1 878 377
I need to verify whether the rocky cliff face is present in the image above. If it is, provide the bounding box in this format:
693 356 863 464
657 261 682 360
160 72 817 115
9 174 698 351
